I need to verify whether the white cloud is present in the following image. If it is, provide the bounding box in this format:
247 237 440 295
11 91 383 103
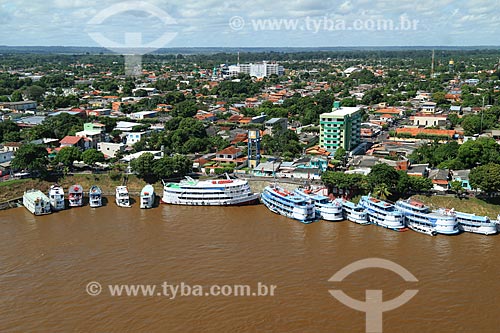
0 0 498 46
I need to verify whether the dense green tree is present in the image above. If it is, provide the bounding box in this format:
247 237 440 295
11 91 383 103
163 91 186 104
38 113 84 139
461 115 482 135
321 171 367 196
98 117 118 133
131 153 157 183
410 141 461 168
122 79 136 96
182 138 208 154
450 180 465 198
153 155 192 180
171 100 202 118
334 148 347 162
24 85 45 102
0 120 21 143
470 163 500 194
3 131 21 142
209 135 230 151
11 144 48 176
43 94 79 109
367 163 400 190
361 89 384 105
261 130 302 158
55 146 82 167
448 113 461 128
82 149 105 166
349 69 378 84
432 91 448 105
10 90 23 102
408 175 433 192
134 89 148 97
457 138 500 168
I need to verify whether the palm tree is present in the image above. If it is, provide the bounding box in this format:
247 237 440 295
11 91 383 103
373 183 391 200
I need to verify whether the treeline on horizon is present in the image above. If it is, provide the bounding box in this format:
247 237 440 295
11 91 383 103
1 48 500 72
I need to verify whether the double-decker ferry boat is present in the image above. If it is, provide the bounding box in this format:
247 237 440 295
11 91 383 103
48 184 65 211
23 189 52 216
89 185 102 208
395 199 459 236
293 188 343 221
161 175 259 206
261 184 316 223
68 184 83 207
116 186 131 207
453 211 497 235
341 200 369 225
140 184 155 209
358 195 405 231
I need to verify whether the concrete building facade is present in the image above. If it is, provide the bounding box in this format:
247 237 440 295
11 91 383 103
319 106 362 153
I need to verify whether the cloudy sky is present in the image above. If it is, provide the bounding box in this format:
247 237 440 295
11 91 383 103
0 0 498 48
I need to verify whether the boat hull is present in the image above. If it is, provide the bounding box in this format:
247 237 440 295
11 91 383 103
261 195 315 224
342 200 369 225
161 194 260 206
116 200 131 208
89 186 102 208
89 201 102 208
23 190 52 216
293 189 343 222
359 196 405 231
406 220 438 236
48 185 65 211
318 210 344 222
140 195 155 209
458 223 497 235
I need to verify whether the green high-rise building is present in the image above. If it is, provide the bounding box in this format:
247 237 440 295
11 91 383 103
319 104 361 153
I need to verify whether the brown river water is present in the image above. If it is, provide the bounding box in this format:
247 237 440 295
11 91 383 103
0 202 499 332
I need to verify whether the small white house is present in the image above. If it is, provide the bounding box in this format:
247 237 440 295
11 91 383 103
126 132 147 146
97 142 126 158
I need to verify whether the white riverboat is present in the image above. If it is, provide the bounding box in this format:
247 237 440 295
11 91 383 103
162 175 259 206
293 188 344 221
23 189 52 216
342 200 369 225
140 184 155 209
395 199 459 236
358 195 406 231
115 186 131 207
48 184 65 211
68 184 83 207
89 185 102 208
454 211 497 235
261 184 316 223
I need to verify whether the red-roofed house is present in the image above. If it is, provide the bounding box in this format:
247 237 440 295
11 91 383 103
213 146 247 165
195 112 217 122
305 145 331 157
374 108 403 116
231 133 248 145
228 114 243 123
60 136 86 150
396 128 456 138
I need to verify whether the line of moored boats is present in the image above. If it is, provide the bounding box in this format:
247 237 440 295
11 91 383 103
261 183 499 236
21 175 499 236
23 183 156 214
